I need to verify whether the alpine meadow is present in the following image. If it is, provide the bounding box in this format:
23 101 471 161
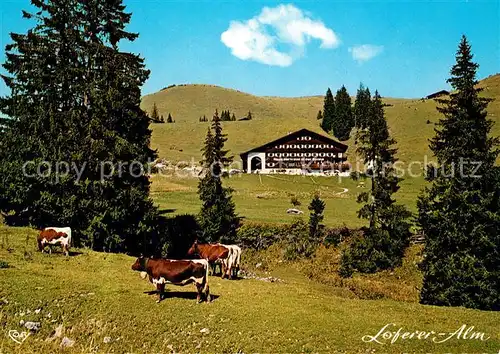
0 1 499 353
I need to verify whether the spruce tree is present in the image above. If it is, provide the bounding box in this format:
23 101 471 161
231 113 236 121
340 91 411 276
308 193 325 240
316 110 323 120
320 88 335 133
332 86 354 141
197 110 239 243
167 113 173 123
354 84 372 130
417 36 500 310
0 0 158 253
246 111 252 120
150 102 160 123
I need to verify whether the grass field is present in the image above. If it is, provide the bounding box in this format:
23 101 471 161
143 74 500 165
1 226 499 353
150 173 425 228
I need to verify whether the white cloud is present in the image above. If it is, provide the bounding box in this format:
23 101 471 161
348 44 384 62
221 4 339 67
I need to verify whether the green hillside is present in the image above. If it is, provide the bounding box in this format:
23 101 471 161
142 74 500 164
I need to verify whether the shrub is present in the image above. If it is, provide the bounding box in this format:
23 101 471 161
0 260 9 268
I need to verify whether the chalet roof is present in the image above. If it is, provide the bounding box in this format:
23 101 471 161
240 128 348 158
425 90 450 99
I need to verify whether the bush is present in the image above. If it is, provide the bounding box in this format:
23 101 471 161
0 260 9 268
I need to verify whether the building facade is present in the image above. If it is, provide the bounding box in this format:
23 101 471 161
240 129 349 175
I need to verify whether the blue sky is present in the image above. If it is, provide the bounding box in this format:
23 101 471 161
1 0 499 98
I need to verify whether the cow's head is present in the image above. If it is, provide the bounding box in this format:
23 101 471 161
186 240 199 257
131 256 148 271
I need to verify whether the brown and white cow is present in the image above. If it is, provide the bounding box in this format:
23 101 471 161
218 244 242 278
186 241 233 279
37 227 72 256
131 257 210 303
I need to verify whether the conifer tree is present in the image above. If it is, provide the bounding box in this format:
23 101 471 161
320 88 335 133
246 111 252 120
0 0 158 253
354 84 371 130
308 193 325 240
316 110 323 120
332 86 354 141
150 103 160 123
417 36 500 310
167 113 173 123
159 115 165 123
197 110 239 243
231 113 236 121
340 91 411 277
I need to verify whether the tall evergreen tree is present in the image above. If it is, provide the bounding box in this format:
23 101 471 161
308 193 325 240
332 86 354 141
231 113 236 121
417 36 500 310
354 84 372 130
316 110 323 120
0 0 158 253
340 91 411 277
246 111 252 120
320 88 335 133
167 113 173 123
197 110 239 243
150 102 160 123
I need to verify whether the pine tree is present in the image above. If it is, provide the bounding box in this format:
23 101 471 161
197 110 239 243
0 0 158 253
417 36 500 310
167 113 173 123
159 115 165 123
316 110 323 120
320 88 335 133
340 91 411 277
246 111 252 120
354 84 371 130
150 102 160 123
231 113 236 121
332 86 354 141
308 193 325 240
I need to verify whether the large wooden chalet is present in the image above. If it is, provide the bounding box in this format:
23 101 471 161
240 128 349 175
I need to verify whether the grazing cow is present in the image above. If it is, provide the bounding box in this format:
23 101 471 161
186 241 232 279
37 227 72 256
131 257 210 303
218 244 242 278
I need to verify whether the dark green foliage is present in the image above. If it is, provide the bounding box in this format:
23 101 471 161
197 110 239 243
283 219 316 260
320 88 335 133
0 260 9 269
316 110 323 120
0 0 159 253
159 115 165 123
290 196 301 207
332 86 354 141
341 90 411 277
354 84 371 130
150 103 161 123
418 36 500 311
308 193 325 240
246 111 253 120
199 115 208 122
167 113 173 123
231 113 236 121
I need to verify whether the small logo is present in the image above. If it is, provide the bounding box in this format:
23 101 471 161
8 330 30 344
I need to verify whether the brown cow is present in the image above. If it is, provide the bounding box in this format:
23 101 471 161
131 257 210 303
186 241 232 279
37 228 71 256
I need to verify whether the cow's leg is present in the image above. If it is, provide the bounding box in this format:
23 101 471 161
156 283 165 303
221 261 226 279
62 244 69 256
195 282 203 303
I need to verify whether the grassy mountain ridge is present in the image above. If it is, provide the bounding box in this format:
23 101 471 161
142 74 500 164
